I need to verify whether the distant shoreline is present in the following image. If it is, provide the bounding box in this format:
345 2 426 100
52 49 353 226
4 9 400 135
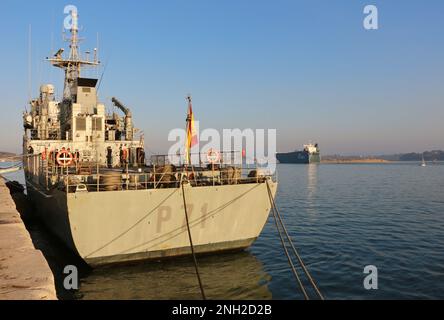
0 152 17 163
0 152 16 158
321 159 391 164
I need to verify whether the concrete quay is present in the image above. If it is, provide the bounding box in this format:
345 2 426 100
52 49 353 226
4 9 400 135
0 178 57 300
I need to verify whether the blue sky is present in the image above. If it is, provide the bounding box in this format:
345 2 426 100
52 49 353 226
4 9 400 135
0 0 443 155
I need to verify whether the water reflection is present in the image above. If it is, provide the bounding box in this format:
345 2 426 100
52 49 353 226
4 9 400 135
306 164 318 218
76 251 272 300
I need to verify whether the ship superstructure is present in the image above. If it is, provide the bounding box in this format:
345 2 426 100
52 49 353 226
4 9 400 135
22 11 277 266
23 11 141 168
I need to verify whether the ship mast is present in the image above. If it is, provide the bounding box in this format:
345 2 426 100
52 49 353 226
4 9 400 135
68 10 80 61
46 10 99 101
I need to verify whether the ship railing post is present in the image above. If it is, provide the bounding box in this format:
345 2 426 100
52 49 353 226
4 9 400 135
41 157 44 185
153 165 156 189
34 155 37 183
98 164 100 192
256 165 259 184
46 159 48 190
255 158 259 183
37 155 40 185
65 163 68 194
126 163 129 190
240 151 243 182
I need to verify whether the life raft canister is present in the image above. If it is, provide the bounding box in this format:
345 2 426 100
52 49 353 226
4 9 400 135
56 149 74 167
122 148 128 160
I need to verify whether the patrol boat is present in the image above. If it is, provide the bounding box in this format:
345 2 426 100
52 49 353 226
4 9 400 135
22 11 277 266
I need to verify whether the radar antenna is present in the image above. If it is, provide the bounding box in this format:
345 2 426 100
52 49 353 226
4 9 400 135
46 10 99 101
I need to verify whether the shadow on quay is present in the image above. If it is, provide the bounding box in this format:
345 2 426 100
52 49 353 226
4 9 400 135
6 182 91 300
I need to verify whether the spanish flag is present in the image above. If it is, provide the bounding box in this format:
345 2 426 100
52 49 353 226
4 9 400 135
185 95 198 164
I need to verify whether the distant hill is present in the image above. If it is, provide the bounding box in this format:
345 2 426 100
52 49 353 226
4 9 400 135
379 150 444 161
0 151 16 158
323 150 444 162
402 150 444 161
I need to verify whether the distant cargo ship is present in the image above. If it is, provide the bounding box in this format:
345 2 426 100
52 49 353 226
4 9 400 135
276 143 321 164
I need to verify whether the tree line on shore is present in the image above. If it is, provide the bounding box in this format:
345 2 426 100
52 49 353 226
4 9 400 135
323 150 444 162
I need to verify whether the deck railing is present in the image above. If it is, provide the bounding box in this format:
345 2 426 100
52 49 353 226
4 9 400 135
24 152 277 193
64 165 276 193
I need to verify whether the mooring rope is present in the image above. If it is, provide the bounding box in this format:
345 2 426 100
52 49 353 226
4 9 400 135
181 181 206 300
266 180 324 300
269 190 309 300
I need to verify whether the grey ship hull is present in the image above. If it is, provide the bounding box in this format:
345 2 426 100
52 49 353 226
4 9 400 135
26 179 277 266
276 151 321 164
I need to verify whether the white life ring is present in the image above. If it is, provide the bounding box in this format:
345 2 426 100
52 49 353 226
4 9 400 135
206 148 221 164
56 150 73 167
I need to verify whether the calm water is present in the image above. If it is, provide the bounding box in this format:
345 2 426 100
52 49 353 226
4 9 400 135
3 162 444 299
255 163 444 299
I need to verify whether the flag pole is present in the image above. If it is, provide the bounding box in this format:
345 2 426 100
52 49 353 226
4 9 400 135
186 95 192 168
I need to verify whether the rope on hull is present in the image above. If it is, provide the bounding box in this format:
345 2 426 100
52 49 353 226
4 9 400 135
181 181 206 300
